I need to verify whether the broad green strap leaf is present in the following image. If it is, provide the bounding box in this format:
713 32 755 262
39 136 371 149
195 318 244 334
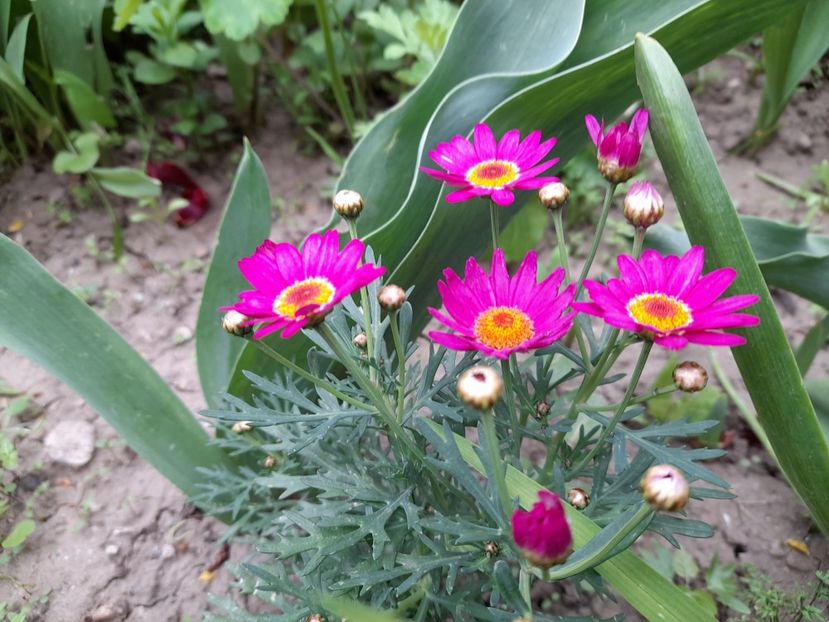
196 140 273 406
423 420 717 622
647 216 829 309
635 34 829 535
4 13 31 80
755 0 829 133
90 166 161 199
0 234 235 499
796 315 829 376
31 0 112 94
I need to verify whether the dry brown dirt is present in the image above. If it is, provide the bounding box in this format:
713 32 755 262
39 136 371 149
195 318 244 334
0 55 827 621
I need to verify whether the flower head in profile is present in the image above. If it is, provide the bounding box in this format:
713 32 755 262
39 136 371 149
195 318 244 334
574 246 760 349
585 108 649 183
421 123 559 206
428 249 575 359
224 230 385 340
512 490 573 568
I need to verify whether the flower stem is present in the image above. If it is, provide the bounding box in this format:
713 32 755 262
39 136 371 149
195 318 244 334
389 309 406 421
313 0 355 138
346 219 376 382
576 181 617 297
553 208 591 370
583 384 677 411
569 340 653 475
489 200 500 251
250 339 373 411
519 567 533 618
317 323 421 459
632 226 646 259
480 407 512 518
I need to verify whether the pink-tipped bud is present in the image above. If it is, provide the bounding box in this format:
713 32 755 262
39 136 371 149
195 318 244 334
231 421 252 434
333 189 364 218
538 182 570 210
222 310 252 337
378 284 406 311
305 615 326 622
352 332 368 349
585 108 649 183
567 487 590 510
623 181 664 229
673 361 708 393
457 366 503 410
263 455 276 468
641 464 690 512
511 490 573 568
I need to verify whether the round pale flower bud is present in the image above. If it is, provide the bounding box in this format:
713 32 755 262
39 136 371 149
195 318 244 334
457 366 503 410
672 361 708 393
231 421 252 434
263 455 276 468
623 181 664 229
538 182 570 210
333 189 363 218
222 310 252 337
484 540 500 558
352 332 368 349
534 401 550 420
640 464 690 512
378 284 406 311
567 487 590 510
306 615 326 622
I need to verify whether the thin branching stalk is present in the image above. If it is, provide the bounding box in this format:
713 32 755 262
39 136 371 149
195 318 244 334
502 356 521 451
346 218 376 382
569 340 653 475
576 181 617 297
489 200 499 251
389 309 406 421
553 207 591 369
480 407 512 518
251 338 373 411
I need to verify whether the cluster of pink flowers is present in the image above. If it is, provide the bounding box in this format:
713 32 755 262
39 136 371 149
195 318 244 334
222 112 761 571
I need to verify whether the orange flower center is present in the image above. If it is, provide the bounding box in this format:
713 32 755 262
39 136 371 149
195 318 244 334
474 306 534 350
466 159 519 189
273 277 336 319
627 293 692 333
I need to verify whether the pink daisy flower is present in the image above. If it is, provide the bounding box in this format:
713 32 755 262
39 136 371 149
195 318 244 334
573 246 760 350
511 490 573 568
585 108 649 182
428 249 575 359
224 230 385 340
421 123 559 206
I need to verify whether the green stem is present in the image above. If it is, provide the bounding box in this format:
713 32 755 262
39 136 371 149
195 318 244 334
569 340 653 475
313 0 355 138
480 408 512 518
519 567 533 618
251 339 373 411
389 309 406 421
489 200 499 251
584 384 677 411
632 226 647 259
576 181 617 297
545 503 654 580
317 323 420 459
553 208 592 370
503 356 520 433
346 219 376 381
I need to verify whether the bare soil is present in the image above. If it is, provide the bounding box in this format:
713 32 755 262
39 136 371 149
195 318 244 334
0 56 827 621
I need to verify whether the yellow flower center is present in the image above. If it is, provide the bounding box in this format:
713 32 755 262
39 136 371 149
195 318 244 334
466 159 519 189
627 293 692 333
273 277 336 319
474 306 534 350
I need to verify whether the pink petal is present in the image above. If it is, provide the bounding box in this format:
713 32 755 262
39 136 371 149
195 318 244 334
664 246 705 297
617 254 648 293
490 248 510 305
516 158 558 181
652 334 688 349
684 268 737 309
584 115 603 146
689 313 760 331
491 189 515 206
428 330 481 352
497 129 521 160
512 130 541 163
631 108 649 140
511 176 559 191
473 123 497 160
509 251 538 307
684 331 747 347
445 186 490 203
420 166 466 185
516 138 557 169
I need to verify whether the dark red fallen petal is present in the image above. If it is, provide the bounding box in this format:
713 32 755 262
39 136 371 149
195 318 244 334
146 161 209 227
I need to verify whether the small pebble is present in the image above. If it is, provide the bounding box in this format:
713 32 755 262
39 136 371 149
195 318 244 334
160 543 176 560
104 544 120 557
44 420 96 468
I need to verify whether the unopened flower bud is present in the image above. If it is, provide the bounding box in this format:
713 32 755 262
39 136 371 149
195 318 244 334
623 181 664 229
534 401 550 420
231 421 252 434
512 490 572 568
333 189 363 218
306 615 326 622
457 366 503 410
222 310 252 337
672 361 708 393
378 284 406 311
352 332 368 349
484 540 500 558
640 464 690 512
567 487 590 510
538 182 570 210
263 455 276 468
